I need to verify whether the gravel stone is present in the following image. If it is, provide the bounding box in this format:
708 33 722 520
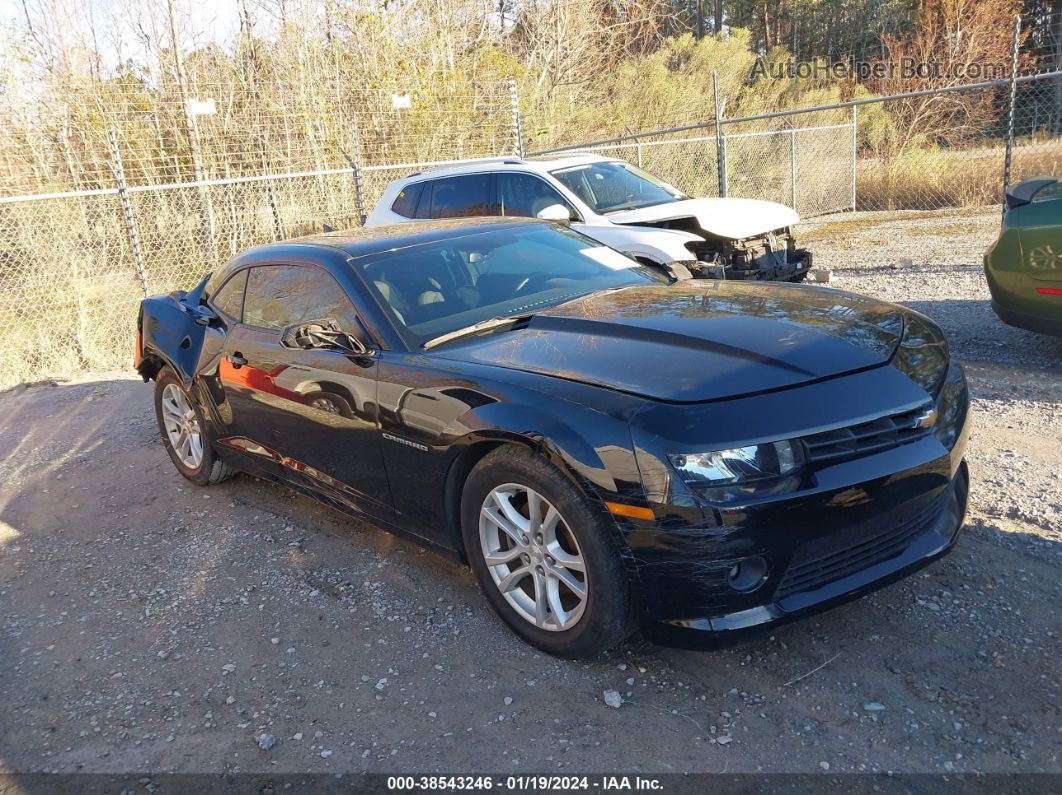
603 690 623 709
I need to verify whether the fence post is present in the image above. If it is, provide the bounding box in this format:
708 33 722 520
789 126 797 212
508 78 525 158
107 129 149 298
636 140 644 169
713 70 727 197
850 104 858 211
1002 13 1022 222
341 122 367 226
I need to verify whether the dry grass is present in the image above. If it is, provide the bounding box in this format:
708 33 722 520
856 140 1062 211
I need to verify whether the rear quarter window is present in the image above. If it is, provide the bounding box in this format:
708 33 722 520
1032 182 1062 202
391 182 425 218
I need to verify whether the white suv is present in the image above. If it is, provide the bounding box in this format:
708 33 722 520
365 153 812 281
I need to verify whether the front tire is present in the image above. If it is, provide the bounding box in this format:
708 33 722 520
460 446 633 658
154 367 234 486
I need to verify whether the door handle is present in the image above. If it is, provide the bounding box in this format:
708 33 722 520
227 352 248 369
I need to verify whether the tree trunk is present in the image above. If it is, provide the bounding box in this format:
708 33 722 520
166 0 216 261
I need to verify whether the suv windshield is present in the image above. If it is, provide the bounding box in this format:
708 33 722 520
551 161 687 214
355 223 668 348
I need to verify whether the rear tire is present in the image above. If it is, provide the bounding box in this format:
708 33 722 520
154 367 234 486
460 446 633 658
304 390 354 418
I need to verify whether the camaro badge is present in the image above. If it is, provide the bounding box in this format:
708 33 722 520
382 432 429 452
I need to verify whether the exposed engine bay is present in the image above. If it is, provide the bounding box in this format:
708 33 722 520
631 217 813 282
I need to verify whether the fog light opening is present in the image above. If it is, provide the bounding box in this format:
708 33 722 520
727 556 768 592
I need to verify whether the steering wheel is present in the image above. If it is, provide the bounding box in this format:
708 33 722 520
513 272 554 296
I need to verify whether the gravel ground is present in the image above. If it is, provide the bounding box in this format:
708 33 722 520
0 209 1059 780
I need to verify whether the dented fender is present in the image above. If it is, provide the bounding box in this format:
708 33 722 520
136 276 216 385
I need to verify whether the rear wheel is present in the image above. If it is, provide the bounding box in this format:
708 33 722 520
154 367 234 486
304 390 353 418
461 446 633 658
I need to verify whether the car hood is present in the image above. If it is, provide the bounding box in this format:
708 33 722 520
432 282 905 403
609 197 800 239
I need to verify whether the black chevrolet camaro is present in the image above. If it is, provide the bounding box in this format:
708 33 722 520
135 218 970 657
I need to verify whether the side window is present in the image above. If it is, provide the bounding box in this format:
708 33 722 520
243 265 361 333
496 173 573 219
1032 181 1062 202
429 174 491 219
391 182 424 218
211 269 247 320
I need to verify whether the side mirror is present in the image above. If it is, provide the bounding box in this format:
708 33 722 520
280 320 369 356
536 204 573 224
191 305 217 326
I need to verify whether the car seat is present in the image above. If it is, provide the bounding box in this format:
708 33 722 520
373 279 407 325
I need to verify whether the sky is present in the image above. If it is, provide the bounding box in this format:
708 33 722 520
0 0 246 74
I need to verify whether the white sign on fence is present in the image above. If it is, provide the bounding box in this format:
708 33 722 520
186 98 217 116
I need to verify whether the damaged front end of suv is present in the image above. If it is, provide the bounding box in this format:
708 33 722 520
607 196 813 282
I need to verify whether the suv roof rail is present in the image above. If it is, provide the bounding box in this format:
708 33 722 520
404 156 526 178
525 150 610 160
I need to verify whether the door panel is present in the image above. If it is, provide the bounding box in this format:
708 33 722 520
214 263 394 519
219 326 393 516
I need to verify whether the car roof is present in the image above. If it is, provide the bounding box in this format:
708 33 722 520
400 152 618 182
271 217 551 261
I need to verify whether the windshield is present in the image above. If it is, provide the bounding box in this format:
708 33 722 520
355 224 668 349
551 161 687 214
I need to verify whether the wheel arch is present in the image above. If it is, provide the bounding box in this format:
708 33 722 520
440 416 619 562
300 379 359 408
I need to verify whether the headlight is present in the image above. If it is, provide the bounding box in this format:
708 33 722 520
668 440 805 503
933 362 969 449
891 312 949 396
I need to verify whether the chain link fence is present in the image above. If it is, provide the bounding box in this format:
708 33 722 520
534 68 1060 217
552 118 855 218
1 20 1060 389
0 79 518 388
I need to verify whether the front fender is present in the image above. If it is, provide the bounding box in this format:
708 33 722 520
136 276 214 385
138 298 206 385
575 223 703 264
447 401 643 502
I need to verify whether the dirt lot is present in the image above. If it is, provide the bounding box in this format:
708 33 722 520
0 209 1059 780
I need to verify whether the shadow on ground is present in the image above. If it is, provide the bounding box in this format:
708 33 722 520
0 377 1057 778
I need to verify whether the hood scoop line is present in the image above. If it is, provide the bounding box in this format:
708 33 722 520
529 314 820 379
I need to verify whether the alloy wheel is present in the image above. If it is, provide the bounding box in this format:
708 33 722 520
479 484 588 631
161 383 204 469
309 396 341 414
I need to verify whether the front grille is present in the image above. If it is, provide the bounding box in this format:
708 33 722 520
801 405 933 466
774 492 945 599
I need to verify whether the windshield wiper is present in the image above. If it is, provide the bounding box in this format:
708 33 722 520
423 313 535 350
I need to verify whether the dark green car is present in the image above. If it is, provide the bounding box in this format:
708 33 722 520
985 176 1062 336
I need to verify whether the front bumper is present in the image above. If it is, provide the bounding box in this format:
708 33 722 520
623 362 971 650
641 459 968 649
